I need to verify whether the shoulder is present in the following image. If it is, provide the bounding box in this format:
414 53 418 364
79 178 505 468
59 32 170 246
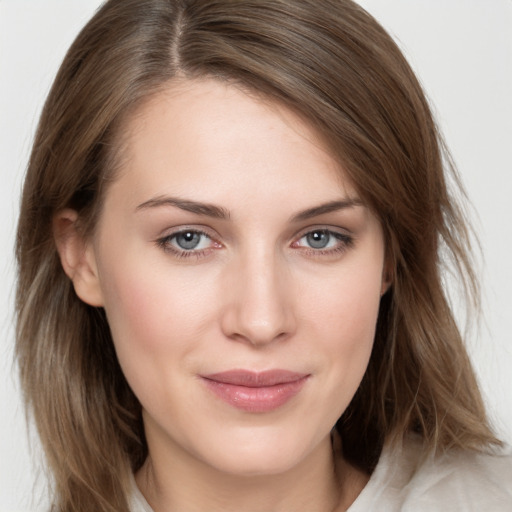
405 442 512 510
129 475 154 512
349 436 512 511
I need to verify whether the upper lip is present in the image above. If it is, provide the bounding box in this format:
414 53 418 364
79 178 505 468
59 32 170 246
202 369 309 387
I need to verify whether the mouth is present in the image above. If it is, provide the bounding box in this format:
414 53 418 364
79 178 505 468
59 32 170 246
200 370 310 413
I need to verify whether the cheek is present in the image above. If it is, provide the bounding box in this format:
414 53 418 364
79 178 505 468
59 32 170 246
103 273 172 351
97 266 214 416
303 261 383 393
95 253 218 398
307 261 382 339
100 256 212 346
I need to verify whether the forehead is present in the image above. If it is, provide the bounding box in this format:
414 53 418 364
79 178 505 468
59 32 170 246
109 78 357 209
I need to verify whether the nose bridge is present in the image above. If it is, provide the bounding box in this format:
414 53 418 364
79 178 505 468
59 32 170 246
223 243 295 345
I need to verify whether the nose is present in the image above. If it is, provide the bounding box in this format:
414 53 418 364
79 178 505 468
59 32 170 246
220 248 297 347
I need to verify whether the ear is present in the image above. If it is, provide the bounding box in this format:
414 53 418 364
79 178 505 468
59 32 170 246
53 209 104 307
380 259 393 297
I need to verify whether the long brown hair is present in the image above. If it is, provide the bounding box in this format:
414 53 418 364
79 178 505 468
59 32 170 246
16 0 500 510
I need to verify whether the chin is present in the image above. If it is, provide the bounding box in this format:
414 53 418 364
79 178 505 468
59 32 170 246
208 449 304 477
193 424 324 477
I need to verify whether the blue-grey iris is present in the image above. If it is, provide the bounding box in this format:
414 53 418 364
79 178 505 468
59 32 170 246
307 231 330 249
176 232 201 250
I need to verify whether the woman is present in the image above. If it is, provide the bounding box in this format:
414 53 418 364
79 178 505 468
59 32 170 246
15 0 511 511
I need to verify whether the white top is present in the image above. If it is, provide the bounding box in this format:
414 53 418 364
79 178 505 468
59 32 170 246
129 438 512 511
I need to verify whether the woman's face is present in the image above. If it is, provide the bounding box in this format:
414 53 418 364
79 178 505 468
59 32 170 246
81 79 388 476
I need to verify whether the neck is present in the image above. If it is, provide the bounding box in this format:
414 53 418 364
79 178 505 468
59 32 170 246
136 428 369 512
136 433 351 512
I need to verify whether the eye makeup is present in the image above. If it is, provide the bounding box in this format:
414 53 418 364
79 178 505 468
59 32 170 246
155 225 355 261
155 228 222 259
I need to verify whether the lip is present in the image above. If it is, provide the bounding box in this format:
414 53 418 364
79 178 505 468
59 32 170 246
201 370 309 413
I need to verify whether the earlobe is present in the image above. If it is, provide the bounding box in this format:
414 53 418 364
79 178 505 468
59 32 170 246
53 209 104 307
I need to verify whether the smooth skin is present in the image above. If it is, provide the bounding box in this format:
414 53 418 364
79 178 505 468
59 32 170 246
55 79 390 512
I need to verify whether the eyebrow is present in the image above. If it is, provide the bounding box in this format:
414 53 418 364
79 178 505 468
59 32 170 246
290 198 363 222
136 196 230 219
135 195 363 221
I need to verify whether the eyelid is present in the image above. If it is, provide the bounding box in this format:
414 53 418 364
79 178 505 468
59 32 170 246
155 226 222 258
290 226 354 255
291 224 353 242
154 224 354 260
156 223 218 239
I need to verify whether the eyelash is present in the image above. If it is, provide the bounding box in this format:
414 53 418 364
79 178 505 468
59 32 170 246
155 228 354 260
156 229 217 259
292 229 354 257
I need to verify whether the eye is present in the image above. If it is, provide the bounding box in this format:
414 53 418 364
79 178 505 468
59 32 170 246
293 229 353 254
304 230 333 249
156 229 219 257
173 231 209 250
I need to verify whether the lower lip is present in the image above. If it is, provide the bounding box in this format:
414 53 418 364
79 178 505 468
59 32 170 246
202 376 309 413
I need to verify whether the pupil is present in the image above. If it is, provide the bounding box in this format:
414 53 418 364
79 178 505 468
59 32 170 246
307 231 329 249
176 232 200 250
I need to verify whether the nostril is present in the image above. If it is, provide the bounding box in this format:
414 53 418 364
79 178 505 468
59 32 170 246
219 256 297 345
220 301 296 347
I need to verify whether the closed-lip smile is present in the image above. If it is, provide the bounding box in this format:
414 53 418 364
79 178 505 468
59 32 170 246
201 369 310 413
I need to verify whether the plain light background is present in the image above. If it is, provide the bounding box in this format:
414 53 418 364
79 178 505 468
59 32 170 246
1 1 511 510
